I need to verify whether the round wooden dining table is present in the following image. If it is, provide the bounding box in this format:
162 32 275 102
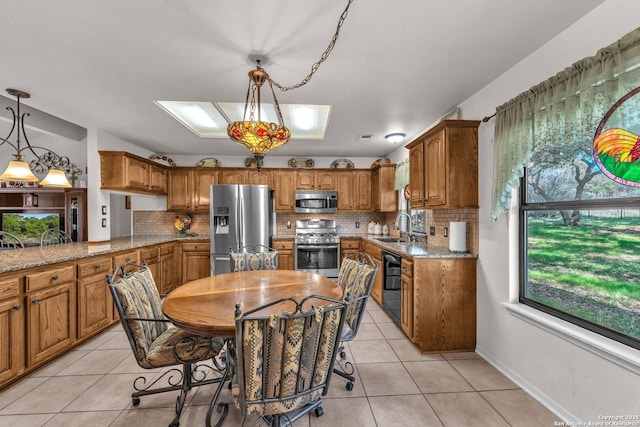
161 270 343 338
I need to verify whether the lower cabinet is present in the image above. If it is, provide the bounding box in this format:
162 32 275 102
340 238 360 260
411 257 476 353
0 274 24 385
26 282 76 367
400 258 414 339
181 242 211 284
139 246 160 285
363 241 383 305
77 256 113 340
159 242 178 293
272 239 294 270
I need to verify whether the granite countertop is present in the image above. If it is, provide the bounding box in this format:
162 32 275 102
0 234 209 273
272 233 475 259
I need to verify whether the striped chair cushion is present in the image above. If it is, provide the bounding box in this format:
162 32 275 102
234 306 342 416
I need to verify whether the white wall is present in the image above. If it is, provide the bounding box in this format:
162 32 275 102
399 0 640 422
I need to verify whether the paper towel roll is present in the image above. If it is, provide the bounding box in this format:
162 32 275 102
449 221 466 252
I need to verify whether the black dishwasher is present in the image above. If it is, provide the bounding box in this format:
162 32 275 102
382 250 402 326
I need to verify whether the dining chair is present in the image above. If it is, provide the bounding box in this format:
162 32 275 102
211 294 347 426
40 228 73 246
333 252 379 390
107 263 226 427
0 231 25 249
229 244 278 271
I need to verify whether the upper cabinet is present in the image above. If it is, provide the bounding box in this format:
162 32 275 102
372 164 397 212
99 151 167 195
337 170 372 211
167 168 219 211
296 170 336 190
406 120 480 209
274 169 296 212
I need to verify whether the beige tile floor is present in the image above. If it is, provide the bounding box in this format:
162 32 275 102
0 301 560 427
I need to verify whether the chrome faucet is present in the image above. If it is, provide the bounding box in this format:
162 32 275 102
394 212 416 242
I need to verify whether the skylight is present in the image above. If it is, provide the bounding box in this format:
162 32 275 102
156 101 330 139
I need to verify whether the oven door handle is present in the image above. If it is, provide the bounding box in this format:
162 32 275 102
296 244 339 250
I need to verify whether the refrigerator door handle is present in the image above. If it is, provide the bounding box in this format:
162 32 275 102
234 192 241 251
238 194 245 248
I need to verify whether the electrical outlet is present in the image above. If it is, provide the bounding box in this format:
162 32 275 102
444 227 448 237
429 226 435 236
286 221 291 229
355 221 360 228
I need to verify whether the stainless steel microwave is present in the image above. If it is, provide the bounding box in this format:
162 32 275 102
295 190 338 214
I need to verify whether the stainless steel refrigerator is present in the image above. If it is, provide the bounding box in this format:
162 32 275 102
210 184 274 275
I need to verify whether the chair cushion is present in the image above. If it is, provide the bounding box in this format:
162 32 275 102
235 306 342 416
337 258 359 292
144 327 224 369
111 268 168 361
230 252 247 272
343 262 376 338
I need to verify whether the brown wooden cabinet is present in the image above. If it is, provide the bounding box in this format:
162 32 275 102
159 242 178 293
410 257 476 353
139 246 160 286
99 151 168 195
362 240 383 305
400 257 414 339
372 164 397 212
180 242 211 284
339 238 360 260
337 170 372 211
296 170 336 190
272 239 294 270
25 262 76 367
76 256 113 339
274 169 296 212
406 120 479 209
0 273 24 385
247 170 272 187
167 168 219 211
220 168 248 184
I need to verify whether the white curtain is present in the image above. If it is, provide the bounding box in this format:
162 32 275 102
491 27 640 220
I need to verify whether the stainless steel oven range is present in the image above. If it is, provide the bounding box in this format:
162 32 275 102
294 219 340 279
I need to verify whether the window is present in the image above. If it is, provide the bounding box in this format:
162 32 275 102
520 95 640 348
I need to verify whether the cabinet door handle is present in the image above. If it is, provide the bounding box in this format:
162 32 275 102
95 264 101 269
126 257 131 262
13 304 21 311
52 275 59 281
32 299 40 304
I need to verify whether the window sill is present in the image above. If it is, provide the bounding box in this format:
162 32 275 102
503 302 640 375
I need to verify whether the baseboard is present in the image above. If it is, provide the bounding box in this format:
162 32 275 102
475 345 578 423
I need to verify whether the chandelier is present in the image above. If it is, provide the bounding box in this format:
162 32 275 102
0 89 72 188
226 0 355 168
227 62 290 169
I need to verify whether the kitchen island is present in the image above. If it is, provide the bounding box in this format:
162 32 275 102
0 235 211 390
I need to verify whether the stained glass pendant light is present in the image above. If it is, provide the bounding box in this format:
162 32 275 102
227 61 290 169
0 89 71 187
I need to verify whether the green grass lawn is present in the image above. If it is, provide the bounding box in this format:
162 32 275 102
526 214 640 340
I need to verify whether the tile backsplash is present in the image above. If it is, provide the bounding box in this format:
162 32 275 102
133 208 478 255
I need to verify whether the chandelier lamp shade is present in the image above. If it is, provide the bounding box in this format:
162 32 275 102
0 89 72 188
226 62 290 169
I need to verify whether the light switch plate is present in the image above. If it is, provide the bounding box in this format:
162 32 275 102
429 226 435 236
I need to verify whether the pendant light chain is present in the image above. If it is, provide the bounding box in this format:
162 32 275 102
268 0 355 92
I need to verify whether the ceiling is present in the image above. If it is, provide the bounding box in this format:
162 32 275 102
0 0 604 159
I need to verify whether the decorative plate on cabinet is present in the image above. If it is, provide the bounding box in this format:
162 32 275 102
149 154 176 167
288 158 315 168
370 158 390 168
403 184 411 200
196 157 221 167
330 158 354 168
